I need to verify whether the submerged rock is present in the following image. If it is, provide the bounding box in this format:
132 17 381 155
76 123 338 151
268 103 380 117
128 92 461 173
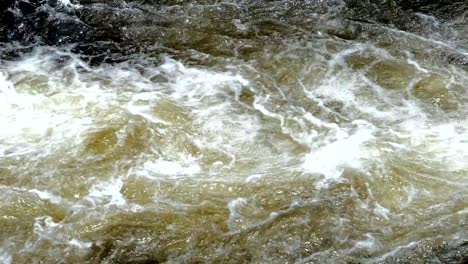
0 0 126 63
0 0 89 44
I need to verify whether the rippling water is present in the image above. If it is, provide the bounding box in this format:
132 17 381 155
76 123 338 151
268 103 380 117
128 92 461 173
0 0 467 263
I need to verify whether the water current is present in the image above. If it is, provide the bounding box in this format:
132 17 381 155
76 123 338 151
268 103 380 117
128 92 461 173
0 0 467 263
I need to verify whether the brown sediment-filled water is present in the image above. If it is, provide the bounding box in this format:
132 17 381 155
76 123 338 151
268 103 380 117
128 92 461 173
0 0 467 263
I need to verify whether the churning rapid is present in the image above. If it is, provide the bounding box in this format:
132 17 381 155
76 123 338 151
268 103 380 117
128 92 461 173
0 0 467 263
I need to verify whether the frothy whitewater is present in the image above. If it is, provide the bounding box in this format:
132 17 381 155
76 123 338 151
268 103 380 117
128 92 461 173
0 1 467 263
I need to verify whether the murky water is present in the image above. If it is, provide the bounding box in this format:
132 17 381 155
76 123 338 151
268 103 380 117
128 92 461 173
0 0 467 263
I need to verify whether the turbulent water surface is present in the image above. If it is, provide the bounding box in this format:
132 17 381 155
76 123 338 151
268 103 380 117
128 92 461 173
0 0 467 263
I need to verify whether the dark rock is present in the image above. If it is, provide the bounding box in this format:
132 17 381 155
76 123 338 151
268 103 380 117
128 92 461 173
0 0 129 63
395 0 467 18
343 0 467 27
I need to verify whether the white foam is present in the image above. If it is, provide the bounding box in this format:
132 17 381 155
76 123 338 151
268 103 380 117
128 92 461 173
370 241 420 263
194 104 261 163
20 216 62 253
86 178 126 207
58 0 81 8
33 216 60 239
0 59 98 158
68 239 92 249
397 120 468 170
140 157 201 177
374 202 391 220
159 57 249 105
226 198 248 230
351 233 380 251
401 185 417 209
0 186 65 205
245 174 263 183
302 120 375 185
406 56 429 73
253 95 285 126
29 189 63 204
0 242 12 264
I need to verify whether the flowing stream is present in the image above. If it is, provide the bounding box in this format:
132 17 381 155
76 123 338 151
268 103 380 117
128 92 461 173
0 0 467 263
